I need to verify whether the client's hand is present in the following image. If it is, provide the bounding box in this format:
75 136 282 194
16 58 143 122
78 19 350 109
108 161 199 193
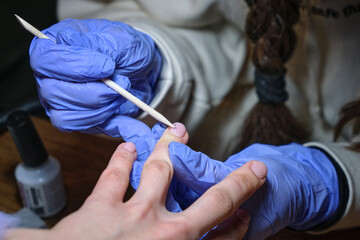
163 143 340 240
4 123 266 240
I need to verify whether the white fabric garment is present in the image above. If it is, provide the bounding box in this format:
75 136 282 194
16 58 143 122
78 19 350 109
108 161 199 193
58 0 247 135
57 0 360 233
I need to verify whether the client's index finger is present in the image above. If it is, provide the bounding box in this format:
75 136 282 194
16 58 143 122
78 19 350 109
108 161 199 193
132 123 189 204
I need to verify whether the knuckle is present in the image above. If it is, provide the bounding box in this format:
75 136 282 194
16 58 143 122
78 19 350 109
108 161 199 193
207 188 235 215
230 173 249 190
143 159 171 178
227 171 256 197
101 167 127 183
112 150 133 164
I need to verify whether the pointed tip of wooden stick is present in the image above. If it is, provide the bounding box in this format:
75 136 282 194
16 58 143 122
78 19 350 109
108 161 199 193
14 14 24 26
168 122 175 128
14 14 31 32
14 14 50 40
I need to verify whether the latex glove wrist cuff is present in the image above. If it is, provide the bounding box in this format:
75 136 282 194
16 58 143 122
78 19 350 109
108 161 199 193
304 147 349 232
303 142 360 234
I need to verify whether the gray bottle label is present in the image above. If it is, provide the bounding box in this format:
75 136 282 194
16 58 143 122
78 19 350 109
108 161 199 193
18 174 66 217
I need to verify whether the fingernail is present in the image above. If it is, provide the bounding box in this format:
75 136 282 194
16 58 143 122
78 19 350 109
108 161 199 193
122 142 136 153
236 209 250 224
251 161 267 179
169 122 186 137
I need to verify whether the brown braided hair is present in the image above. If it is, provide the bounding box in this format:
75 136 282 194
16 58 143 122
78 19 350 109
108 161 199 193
237 0 309 150
334 100 360 151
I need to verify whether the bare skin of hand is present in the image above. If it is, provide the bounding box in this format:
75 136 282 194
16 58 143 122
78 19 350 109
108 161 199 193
5 123 267 240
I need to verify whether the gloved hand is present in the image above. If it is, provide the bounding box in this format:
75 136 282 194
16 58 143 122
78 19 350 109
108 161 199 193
29 18 162 135
133 142 340 240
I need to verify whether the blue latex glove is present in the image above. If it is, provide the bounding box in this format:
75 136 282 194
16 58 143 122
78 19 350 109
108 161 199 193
29 18 162 135
140 143 340 240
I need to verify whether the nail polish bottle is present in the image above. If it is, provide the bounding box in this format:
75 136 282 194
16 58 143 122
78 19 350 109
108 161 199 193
6 110 67 217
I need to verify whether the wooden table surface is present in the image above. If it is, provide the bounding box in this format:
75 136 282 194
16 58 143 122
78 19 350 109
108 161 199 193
0 116 359 239
0 116 124 227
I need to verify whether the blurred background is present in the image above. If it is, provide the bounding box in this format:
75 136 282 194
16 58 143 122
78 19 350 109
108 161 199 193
0 1 57 130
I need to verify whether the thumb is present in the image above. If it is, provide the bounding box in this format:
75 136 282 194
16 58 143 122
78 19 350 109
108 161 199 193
169 142 232 195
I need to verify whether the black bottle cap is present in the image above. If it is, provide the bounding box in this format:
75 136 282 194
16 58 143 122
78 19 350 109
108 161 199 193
6 110 48 167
